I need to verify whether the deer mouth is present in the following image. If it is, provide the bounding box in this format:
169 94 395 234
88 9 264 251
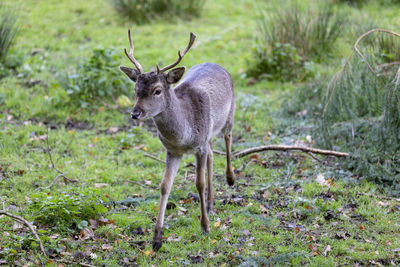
131 107 146 120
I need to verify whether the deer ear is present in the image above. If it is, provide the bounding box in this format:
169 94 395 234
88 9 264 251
120 66 140 82
166 67 185 84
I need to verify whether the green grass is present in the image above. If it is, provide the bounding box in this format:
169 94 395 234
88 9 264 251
1 0 400 266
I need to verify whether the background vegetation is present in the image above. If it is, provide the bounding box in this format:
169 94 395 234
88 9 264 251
0 0 399 266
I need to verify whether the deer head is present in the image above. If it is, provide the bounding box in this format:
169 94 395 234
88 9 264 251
120 30 196 120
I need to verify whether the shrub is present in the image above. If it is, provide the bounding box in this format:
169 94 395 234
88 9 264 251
27 188 108 232
61 48 131 108
320 55 400 190
109 0 205 24
247 5 345 81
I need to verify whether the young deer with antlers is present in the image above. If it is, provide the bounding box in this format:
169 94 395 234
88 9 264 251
120 30 235 251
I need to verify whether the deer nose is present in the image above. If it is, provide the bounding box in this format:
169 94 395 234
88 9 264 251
131 108 142 120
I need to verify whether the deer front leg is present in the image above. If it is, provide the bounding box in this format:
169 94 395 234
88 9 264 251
196 150 210 233
153 152 181 251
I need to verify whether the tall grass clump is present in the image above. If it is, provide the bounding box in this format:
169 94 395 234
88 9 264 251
334 0 365 7
0 5 19 78
0 5 18 62
320 50 400 190
247 5 345 81
110 0 205 24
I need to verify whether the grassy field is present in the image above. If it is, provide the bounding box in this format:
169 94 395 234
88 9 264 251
1 0 400 266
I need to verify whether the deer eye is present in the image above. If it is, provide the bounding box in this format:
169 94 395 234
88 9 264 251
153 89 162 96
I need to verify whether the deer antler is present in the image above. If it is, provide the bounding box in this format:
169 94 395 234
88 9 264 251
158 32 196 73
124 29 143 73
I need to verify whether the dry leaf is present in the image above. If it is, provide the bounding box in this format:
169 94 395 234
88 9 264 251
108 127 119 133
214 221 221 228
49 234 60 239
249 154 259 161
102 244 112 251
323 245 331 256
79 228 94 240
94 183 108 188
315 173 329 186
242 229 251 236
12 222 23 231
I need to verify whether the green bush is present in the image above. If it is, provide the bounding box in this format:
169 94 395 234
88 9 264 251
109 0 205 24
247 5 345 81
27 188 108 232
320 55 400 190
61 48 131 108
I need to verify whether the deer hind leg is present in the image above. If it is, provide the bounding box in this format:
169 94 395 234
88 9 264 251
152 152 181 251
206 142 214 213
195 150 210 233
224 132 235 186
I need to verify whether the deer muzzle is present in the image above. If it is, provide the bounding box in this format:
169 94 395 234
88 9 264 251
131 107 144 120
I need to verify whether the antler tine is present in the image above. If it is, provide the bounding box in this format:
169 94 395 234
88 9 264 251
124 29 143 73
159 32 196 73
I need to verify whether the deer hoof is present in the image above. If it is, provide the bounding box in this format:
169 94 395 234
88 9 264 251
201 222 210 234
206 202 214 214
152 241 163 251
226 173 235 186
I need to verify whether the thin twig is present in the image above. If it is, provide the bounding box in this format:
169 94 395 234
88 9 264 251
56 260 96 267
353 29 400 75
37 174 68 190
0 210 47 258
41 128 78 189
213 150 226 155
232 145 349 158
142 152 165 164
123 179 157 189
305 152 324 164
323 28 400 117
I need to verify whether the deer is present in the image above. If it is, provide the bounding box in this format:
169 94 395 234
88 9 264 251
119 29 236 251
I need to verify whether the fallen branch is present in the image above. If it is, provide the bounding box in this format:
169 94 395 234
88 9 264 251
232 145 349 158
0 210 47 258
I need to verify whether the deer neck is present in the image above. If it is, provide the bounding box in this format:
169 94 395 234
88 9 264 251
153 88 188 144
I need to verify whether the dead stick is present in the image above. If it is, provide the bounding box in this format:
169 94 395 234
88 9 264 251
57 260 96 267
142 152 165 164
232 145 349 158
213 150 226 155
44 128 78 185
353 28 400 75
0 211 46 257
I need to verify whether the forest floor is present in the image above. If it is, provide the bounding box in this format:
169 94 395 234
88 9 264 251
1 0 400 266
